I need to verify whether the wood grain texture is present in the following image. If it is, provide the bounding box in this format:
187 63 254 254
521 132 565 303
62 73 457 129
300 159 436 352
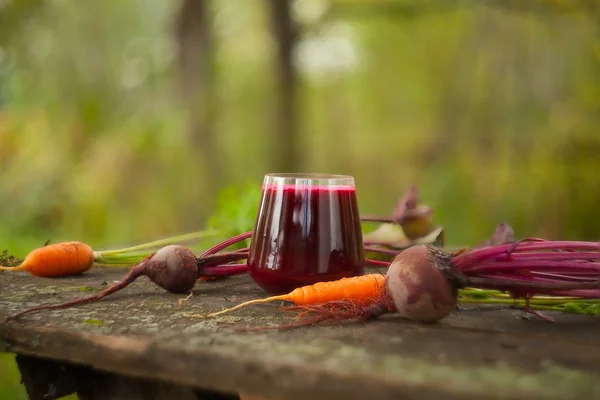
1 267 600 400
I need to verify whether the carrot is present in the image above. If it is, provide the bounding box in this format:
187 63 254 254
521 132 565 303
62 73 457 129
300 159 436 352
0 241 95 278
5 244 252 322
3 234 255 321
0 231 223 278
234 238 600 331
199 224 516 320
200 274 386 318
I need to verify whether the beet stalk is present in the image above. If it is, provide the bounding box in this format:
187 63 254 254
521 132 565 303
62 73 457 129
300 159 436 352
4 245 198 321
5 235 253 321
228 239 600 331
4 229 257 321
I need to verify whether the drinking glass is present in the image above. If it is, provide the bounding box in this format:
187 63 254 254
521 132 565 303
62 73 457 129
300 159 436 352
248 173 365 295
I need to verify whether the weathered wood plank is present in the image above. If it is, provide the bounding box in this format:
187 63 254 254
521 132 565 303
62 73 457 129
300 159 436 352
1 268 600 400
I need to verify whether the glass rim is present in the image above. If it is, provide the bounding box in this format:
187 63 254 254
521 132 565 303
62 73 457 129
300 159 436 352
265 172 353 179
264 173 355 185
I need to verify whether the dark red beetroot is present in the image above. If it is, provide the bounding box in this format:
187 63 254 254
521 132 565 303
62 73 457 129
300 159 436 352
4 245 198 321
370 223 515 323
4 243 253 322
144 245 198 292
231 238 600 331
385 240 600 324
384 238 600 324
225 245 460 332
384 245 459 323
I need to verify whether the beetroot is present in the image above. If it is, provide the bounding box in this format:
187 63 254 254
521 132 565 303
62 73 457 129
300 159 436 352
4 245 198 321
5 241 252 322
232 237 600 331
382 239 599 324
385 245 459 323
379 241 600 324
142 245 198 293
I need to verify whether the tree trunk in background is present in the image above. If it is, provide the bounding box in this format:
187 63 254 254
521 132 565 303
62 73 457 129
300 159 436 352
176 0 221 193
267 0 300 173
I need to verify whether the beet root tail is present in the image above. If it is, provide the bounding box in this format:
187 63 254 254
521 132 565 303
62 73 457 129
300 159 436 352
4 263 146 322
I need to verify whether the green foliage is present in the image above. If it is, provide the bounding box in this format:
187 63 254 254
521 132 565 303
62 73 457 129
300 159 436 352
459 289 600 316
202 183 262 250
0 250 18 267
0 0 599 251
556 302 600 316
0 354 28 400
1 0 599 397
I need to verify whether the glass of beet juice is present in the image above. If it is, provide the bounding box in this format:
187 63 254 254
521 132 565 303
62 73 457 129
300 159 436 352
247 173 365 295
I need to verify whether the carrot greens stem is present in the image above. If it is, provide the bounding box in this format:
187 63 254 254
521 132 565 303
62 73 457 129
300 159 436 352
94 230 219 259
458 295 600 316
458 288 581 301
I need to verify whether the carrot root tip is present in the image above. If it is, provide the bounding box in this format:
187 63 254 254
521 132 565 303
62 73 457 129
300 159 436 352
0 265 26 272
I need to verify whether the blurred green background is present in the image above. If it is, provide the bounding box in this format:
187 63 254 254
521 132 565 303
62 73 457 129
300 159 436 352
1 0 599 398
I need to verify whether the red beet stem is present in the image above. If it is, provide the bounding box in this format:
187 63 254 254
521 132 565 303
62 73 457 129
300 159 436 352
532 272 599 282
200 231 253 257
364 246 401 256
4 261 147 321
198 250 248 267
465 260 600 274
231 247 250 254
476 272 597 286
196 249 249 279
360 215 395 223
484 251 600 262
203 263 248 277
450 238 600 301
453 241 600 269
465 276 600 292
366 259 391 267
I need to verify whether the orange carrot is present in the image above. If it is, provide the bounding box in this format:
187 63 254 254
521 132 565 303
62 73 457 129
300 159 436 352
202 274 386 318
0 236 247 280
0 241 95 278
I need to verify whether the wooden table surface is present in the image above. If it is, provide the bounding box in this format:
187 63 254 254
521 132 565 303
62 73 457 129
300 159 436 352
1 267 600 400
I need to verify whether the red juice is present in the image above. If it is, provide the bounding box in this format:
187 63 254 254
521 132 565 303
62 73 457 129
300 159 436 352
248 180 365 295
